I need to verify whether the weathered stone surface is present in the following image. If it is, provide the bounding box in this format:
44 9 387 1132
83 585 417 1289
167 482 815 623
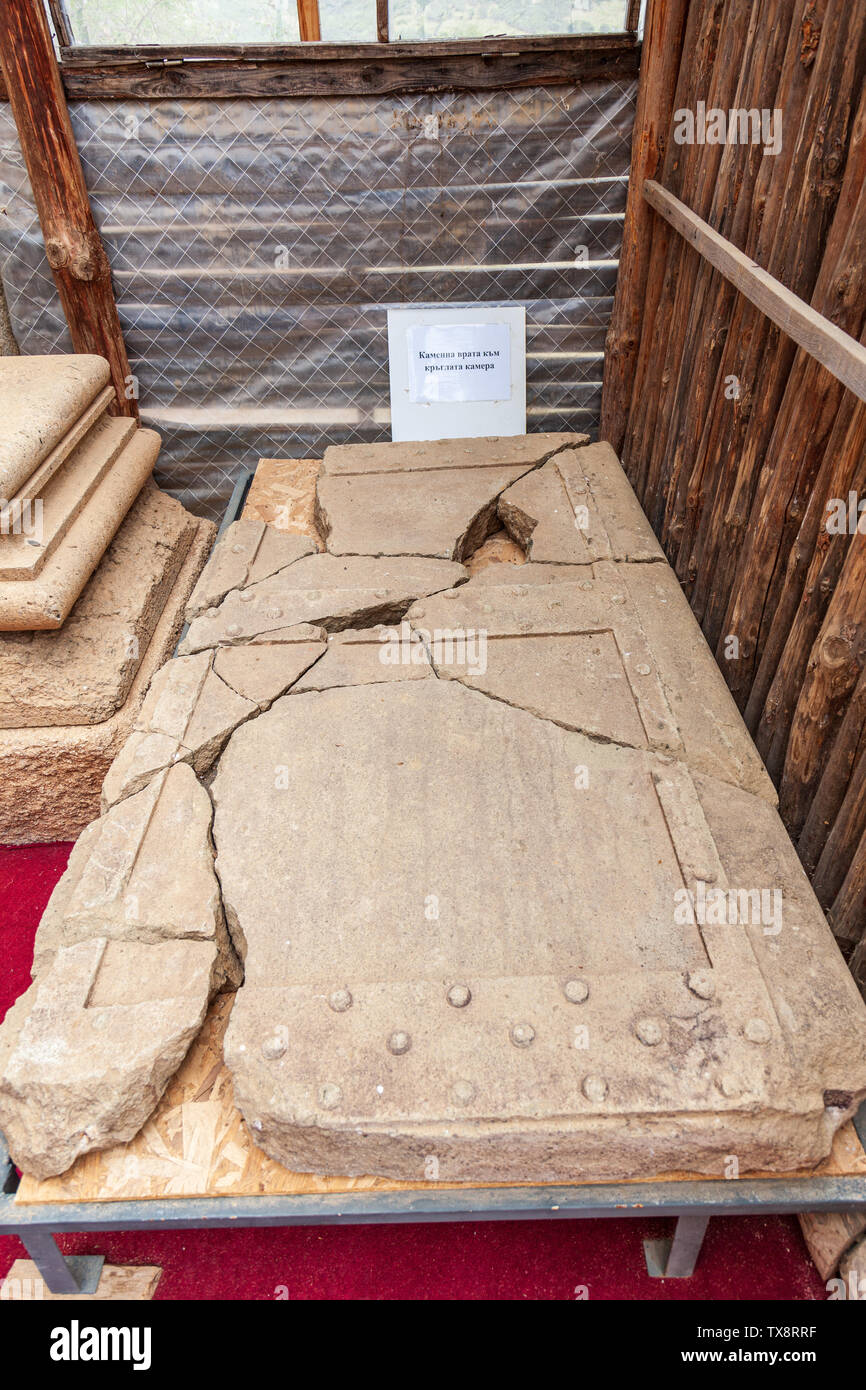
35 762 239 987
497 444 665 564
0 936 216 1180
0 429 160 631
242 457 324 547
213 634 326 705
185 519 315 620
0 416 137 580
497 459 588 563
0 498 214 843
180 554 467 654
101 652 257 807
407 564 775 802
292 626 432 692
0 483 200 729
0 354 111 501
317 464 536 560
214 679 866 1182
322 433 585 476
557 443 666 562
316 434 593 561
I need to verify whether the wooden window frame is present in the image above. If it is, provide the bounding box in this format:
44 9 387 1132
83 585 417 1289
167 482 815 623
28 0 640 99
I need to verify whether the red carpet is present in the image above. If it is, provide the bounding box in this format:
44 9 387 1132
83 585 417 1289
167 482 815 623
0 842 826 1300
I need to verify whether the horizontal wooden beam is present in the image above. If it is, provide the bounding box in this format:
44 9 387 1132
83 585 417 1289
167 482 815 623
643 179 866 404
0 34 638 99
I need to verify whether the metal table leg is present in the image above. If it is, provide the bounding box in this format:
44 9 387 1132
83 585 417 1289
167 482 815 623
15 1228 104 1295
644 1214 710 1278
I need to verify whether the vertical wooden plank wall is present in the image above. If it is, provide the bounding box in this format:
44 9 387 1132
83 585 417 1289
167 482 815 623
602 0 866 985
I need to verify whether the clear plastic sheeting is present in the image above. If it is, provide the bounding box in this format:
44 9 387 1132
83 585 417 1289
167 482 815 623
0 80 635 519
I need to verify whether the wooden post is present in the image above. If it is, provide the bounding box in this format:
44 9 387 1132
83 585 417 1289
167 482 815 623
296 0 321 42
0 0 136 417
599 0 688 454
377 0 389 43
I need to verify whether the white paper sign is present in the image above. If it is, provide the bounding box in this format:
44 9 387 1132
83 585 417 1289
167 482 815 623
407 322 511 404
387 305 526 442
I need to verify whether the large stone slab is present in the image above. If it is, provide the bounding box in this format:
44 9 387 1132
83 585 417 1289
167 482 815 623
0 492 214 843
407 563 775 802
0 416 137 580
214 679 866 1182
180 553 467 654
0 354 111 501
0 429 160 630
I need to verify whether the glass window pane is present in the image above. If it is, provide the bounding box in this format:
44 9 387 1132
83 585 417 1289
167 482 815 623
389 0 627 41
65 0 301 45
318 0 378 41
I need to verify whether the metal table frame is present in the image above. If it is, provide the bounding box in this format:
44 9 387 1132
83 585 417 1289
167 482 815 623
3 1114 866 1291
3 470 865 1295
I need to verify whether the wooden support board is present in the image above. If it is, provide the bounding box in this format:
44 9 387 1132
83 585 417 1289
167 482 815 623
643 179 866 403
1 1260 162 1300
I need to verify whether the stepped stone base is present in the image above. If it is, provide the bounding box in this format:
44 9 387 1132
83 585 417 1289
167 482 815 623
0 488 214 844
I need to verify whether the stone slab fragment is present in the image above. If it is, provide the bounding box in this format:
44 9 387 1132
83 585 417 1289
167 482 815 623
556 442 666 562
0 354 111 500
35 761 238 986
0 428 160 630
185 518 315 620
497 445 665 565
180 554 467 654
317 464 535 560
213 679 866 1183
292 625 432 692
242 457 323 547
407 563 775 802
0 936 216 1180
101 652 257 807
0 416 137 580
322 433 586 476
0 505 214 843
497 458 589 563
213 634 326 705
